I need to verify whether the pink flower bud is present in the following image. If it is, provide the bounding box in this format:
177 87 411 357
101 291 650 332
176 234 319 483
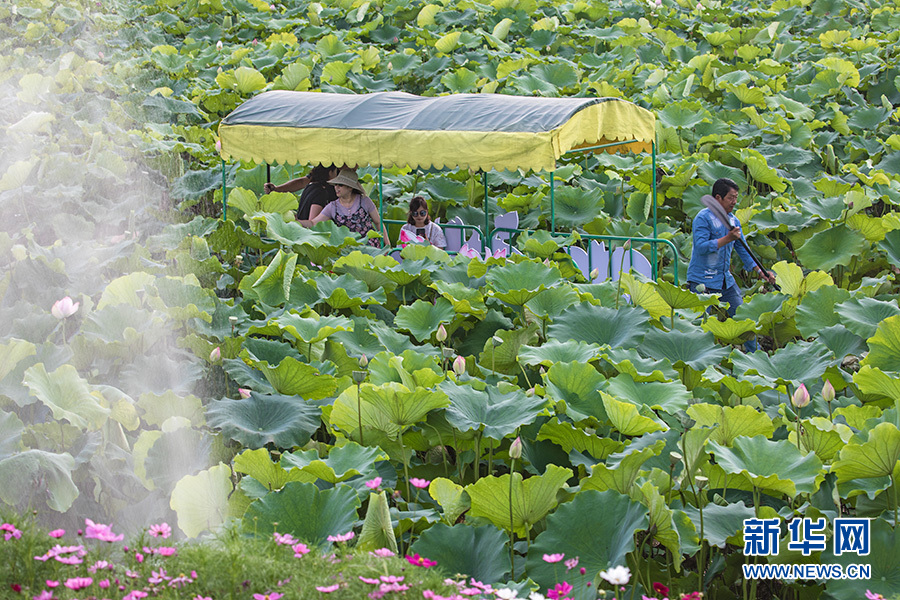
436 324 448 342
509 437 522 460
791 383 810 409
51 296 80 319
822 379 835 403
238 388 251 399
216 40 223 50
452 355 466 376
210 346 221 362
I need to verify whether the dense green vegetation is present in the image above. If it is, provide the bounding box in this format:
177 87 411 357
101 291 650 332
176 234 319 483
2 0 900 598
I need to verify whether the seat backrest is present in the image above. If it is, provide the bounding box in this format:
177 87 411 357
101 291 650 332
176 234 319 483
493 211 519 242
465 229 483 254
444 216 464 252
610 247 652 281
567 245 590 279
589 240 610 282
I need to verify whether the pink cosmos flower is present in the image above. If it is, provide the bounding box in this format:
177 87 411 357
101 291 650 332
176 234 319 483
365 477 382 489
55 555 83 565
64 577 93 590
652 583 670 597
48 530 65 538
1 523 21 541
99 579 111 589
360 577 380 585
542 553 565 563
135 552 144 563
89 560 111 573
149 523 171 539
51 297 79 319
33 591 54 600
866 592 885 600
123 591 149 600
292 542 310 557
409 478 431 489
547 582 572 600
148 569 170 584
326 531 355 543
253 594 284 600
84 519 123 543
381 583 410 593
371 548 395 558
316 585 340 593
565 557 579 570
46 580 59 588
156 546 176 557
405 553 437 567
380 576 404 584
273 532 298 546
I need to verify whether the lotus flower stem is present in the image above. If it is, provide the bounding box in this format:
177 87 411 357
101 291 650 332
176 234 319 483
357 382 364 446
509 455 516 579
474 432 482 481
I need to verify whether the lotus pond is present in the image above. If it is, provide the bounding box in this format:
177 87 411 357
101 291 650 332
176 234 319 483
2 0 900 598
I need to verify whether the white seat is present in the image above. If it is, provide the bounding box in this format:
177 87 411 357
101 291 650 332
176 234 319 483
589 240 610 282
610 246 652 281
493 211 519 245
465 229 483 254
568 245 590 280
443 216 464 253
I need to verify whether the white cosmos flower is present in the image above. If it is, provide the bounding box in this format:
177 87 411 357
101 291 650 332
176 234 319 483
599 565 631 586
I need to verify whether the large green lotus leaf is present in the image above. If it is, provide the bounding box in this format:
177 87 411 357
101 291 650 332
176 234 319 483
536 418 624 460
241 338 303 366
23 364 109 430
357 491 399 554
602 392 667 436
382 259 437 287
282 443 389 484
821 518 900 599
683 500 756 549
369 320 436 356
518 339 601 368
708 435 824 496
333 251 398 291
262 213 332 248
313 273 387 310
655 279 720 312
330 382 449 441
477 322 540 375
431 280 487 317
394 298 457 342
97 271 156 309
206 392 321 449
583 439 666 495
232 448 314 491
605 373 691 415
817 324 867 360
548 304 650 348
0 338 36 382
860 315 900 372
854 366 900 406
152 275 217 321
832 422 900 481
544 360 607 422
702 317 757 345
440 380 546 440
834 405 884 431
428 478 470 526
795 285 850 338
0 410 24 458
274 312 354 344
243 481 361 545
618 273 669 321
170 463 234 538
687 404 775 446
637 326 727 371
367 351 443 388
250 249 297 304
771 261 834 298
658 102 706 129
329 318 390 360
602 347 679 383
466 464 572 537
486 260 561 306
879 229 900 267
732 340 833 385
0 450 78 512
639 480 684 569
525 490 648 595
146 427 213 493
837 297 900 340
410 524 508 583
700 368 773 399
525 286 580 319
796 224 867 271
789 417 852 463
247 356 337 399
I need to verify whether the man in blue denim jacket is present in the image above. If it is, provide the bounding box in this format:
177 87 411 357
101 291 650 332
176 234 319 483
687 178 775 352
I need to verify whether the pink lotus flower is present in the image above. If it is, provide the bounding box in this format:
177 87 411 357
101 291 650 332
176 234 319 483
409 478 431 489
399 229 425 247
365 477 382 489
491 247 508 259
215 139 222 152
84 519 123 543
48 529 65 538
292 542 310 557
405 553 437 567
64 577 93 590
458 244 480 259
822 379 835 403
315 585 340 593
238 388 252 399
149 523 171 538
51 297 79 319
542 553 565 563
326 531 355 543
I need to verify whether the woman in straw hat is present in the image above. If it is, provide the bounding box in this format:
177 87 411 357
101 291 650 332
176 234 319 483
299 168 388 247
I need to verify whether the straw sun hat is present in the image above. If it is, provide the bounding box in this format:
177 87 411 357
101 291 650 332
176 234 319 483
327 168 365 195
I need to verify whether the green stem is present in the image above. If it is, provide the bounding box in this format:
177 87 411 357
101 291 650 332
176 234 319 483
357 382 364 446
509 457 516 579
474 432 482 481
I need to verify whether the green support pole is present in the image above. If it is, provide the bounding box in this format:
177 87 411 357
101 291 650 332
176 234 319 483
221 159 227 221
651 141 658 280
378 166 384 248
550 170 555 233
483 172 489 254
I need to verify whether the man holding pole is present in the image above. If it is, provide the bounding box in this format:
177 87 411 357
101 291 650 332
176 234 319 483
687 178 776 352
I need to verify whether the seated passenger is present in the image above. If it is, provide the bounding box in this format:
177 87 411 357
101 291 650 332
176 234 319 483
400 196 446 249
263 164 338 221
299 168 388 247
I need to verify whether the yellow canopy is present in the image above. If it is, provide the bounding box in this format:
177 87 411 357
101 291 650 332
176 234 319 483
219 91 655 172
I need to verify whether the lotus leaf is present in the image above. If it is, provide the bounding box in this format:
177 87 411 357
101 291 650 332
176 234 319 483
97 271 155 309
410 523 509 583
0 410 24 458
274 312 354 345
836 297 900 339
330 382 449 441
281 443 389 484
241 337 302 367
242 481 361 545
0 450 78 512
312 273 388 310
206 392 321 449
394 298 457 342
639 480 684 568
518 339 601 368
788 417 852 462
683 500 756 548
368 320 436 356
821 517 900 599
381 258 435 286
605 373 691 415
702 317 757 345
687 404 775 446
544 360 607 422
795 285 851 338
602 392 668 436
731 340 833 386
602 347 679 383
700 368 773 399
618 273 669 320
486 260 561 306
854 366 900 406
428 477 470 525
832 422 900 481
525 286 580 319
440 380 546 440
708 435 824 496
548 304 650 348
860 315 900 372
145 427 213 493
366 351 442 388
358 491 399 553
879 229 900 267
583 439 666 495
23 364 110 430
796 224 867 271
232 448 314 490
536 418 623 460
328 318 387 360
834 405 883 431
431 280 487 316
525 490 648 596
466 463 572 537
655 279 720 313
637 326 728 372
817 324 867 360
477 323 539 375
246 356 337 399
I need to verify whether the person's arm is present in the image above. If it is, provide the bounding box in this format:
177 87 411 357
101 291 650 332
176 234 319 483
430 222 447 249
264 175 310 194
731 221 776 283
300 203 333 227
308 204 324 220
365 199 389 245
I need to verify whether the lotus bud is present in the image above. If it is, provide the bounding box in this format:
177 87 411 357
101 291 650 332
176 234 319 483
216 40 223 50
436 324 447 342
234 255 243 267
822 379 835 403
215 139 222 152
491 335 504 347
238 388 251 399
51 296 80 319
452 355 466 376
655 0 661 6
791 383 810 409
539 366 546 376
526 387 535 397
210 346 221 362
589 268 599 280
695 283 705 293
10 244 26 261
509 436 523 460
848 201 854 210
623 239 631 251
358 354 368 368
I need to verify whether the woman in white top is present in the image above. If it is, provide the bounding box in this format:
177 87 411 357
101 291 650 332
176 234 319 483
400 196 446 249
300 168 388 247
